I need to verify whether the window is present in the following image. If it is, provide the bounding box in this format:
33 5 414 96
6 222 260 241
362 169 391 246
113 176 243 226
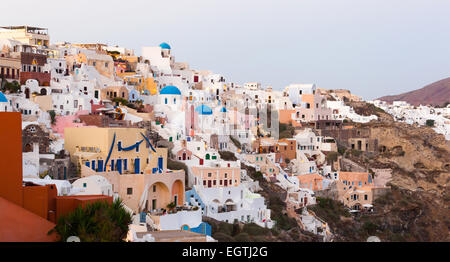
83 183 87 188
364 195 368 200
208 173 212 177
127 188 133 195
153 185 156 192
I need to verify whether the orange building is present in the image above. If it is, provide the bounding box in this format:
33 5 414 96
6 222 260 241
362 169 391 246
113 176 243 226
297 173 324 191
279 109 302 127
0 112 112 242
277 138 297 161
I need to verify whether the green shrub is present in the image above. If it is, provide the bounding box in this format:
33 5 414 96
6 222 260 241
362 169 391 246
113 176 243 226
326 152 338 163
242 223 270 236
425 119 435 127
234 232 251 242
48 110 56 124
218 151 237 161
212 232 235 242
362 221 379 235
49 198 132 242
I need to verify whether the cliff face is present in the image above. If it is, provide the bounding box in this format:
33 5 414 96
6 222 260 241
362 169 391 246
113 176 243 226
378 77 450 106
324 105 450 241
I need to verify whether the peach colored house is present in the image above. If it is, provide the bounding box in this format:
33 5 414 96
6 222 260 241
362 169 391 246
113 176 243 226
191 166 240 188
297 173 324 191
292 93 332 123
176 148 192 161
338 172 373 188
335 172 375 210
244 154 279 178
342 186 373 210
279 109 302 127
81 164 185 212
101 86 129 101
277 138 297 161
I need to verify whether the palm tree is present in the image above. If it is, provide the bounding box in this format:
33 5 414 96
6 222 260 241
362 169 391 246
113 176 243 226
49 198 132 242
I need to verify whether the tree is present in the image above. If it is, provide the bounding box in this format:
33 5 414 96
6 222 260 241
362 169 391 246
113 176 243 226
326 152 338 163
1 79 20 93
48 110 56 125
49 198 132 242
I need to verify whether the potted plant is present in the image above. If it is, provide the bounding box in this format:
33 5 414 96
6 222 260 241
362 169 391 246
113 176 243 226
166 202 176 213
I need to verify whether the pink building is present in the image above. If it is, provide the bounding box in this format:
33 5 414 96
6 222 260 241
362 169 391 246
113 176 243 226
191 166 240 188
293 93 332 123
51 110 89 137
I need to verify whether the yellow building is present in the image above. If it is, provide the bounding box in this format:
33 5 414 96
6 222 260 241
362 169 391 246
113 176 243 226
0 26 50 47
67 127 186 212
65 127 162 174
118 72 158 95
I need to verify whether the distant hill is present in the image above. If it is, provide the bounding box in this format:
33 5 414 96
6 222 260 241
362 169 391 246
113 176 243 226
378 77 450 106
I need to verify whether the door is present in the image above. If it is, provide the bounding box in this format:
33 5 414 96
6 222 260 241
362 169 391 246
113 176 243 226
208 180 212 188
97 160 104 172
152 199 156 210
199 159 203 165
182 152 186 160
116 159 122 174
174 195 178 205
158 157 163 171
224 180 228 186
134 158 140 174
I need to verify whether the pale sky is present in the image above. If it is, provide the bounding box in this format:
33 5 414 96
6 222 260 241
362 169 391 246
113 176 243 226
2 0 450 100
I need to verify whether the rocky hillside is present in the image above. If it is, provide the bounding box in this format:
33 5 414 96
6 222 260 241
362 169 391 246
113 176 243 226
318 107 450 241
378 77 450 106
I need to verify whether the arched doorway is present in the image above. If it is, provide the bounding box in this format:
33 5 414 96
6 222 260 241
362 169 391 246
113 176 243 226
147 182 170 211
171 180 184 206
24 143 32 152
